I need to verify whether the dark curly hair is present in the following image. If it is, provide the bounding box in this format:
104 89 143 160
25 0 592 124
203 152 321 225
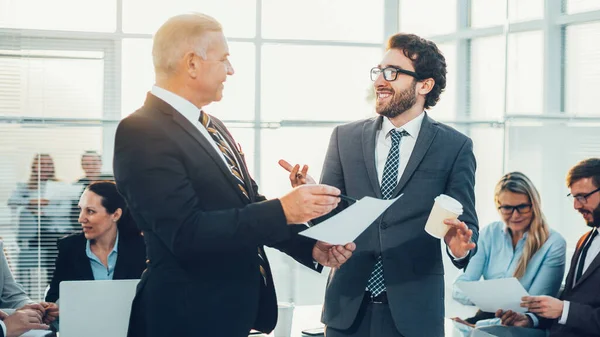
386 33 447 110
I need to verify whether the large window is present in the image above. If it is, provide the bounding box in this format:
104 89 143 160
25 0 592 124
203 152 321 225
2 1 600 335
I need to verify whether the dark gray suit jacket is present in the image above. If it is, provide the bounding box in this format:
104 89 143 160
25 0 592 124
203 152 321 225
114 94 319 337
539 230 600 337
320 114 479 337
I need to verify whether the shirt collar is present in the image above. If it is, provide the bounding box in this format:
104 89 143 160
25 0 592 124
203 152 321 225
381 111 425 140
502 223 529 240
85 231 120 256
151 85 201 127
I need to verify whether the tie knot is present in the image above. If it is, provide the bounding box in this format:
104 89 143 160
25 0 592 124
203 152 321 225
389 129 408 144
199 110 209 127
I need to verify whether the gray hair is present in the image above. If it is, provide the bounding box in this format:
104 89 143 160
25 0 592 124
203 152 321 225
152 13 222 78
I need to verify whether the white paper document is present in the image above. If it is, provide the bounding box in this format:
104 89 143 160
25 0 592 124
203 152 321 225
300 195 402 245
20 330 53 337
456 277 529 313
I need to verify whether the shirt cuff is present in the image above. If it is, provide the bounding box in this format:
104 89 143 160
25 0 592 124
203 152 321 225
526 313 539 327
558 300 569 325
0 319 6 337
447 246 469 260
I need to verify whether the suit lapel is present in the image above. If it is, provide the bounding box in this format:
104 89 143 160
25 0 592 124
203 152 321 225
564 249 580 292
565 232 590 291
77 235 94 280
573 230 600 288
575 252 600 287
145 94 249 203
392 113 438 197
113 237 127 279
362 117 383 199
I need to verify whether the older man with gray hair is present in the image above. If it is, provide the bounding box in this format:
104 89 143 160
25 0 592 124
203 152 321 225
113 13 356 337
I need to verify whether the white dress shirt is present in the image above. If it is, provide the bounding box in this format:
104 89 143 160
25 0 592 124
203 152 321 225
150 85 238 170
374 112 424 185
558 227 600 325
374 113 466 260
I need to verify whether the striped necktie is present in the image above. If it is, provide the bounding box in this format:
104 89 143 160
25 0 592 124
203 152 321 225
366 129 409 296
199 111 249 199
199 111 267 285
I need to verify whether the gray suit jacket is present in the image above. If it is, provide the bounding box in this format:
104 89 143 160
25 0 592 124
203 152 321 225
320 114 479 337
0 241 33 309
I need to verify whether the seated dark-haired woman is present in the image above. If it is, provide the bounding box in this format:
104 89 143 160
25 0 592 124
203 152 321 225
46 181 146 303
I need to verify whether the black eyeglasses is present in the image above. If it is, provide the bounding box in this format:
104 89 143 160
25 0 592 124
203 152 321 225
567 187 600 204
498 204 532 215
370 66 421 82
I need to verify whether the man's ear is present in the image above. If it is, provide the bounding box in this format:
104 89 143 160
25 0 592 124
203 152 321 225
184 52 199 79
417 78 435 95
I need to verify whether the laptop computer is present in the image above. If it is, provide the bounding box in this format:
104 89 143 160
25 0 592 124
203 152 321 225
59 279 139 337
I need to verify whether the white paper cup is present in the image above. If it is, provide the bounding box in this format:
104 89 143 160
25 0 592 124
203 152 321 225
425 194 463 239
274 302 294 337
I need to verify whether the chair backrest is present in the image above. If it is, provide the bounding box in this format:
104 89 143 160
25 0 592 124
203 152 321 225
59 279 139 337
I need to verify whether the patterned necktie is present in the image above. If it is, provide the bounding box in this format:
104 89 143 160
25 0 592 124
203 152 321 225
576 229 598 283
366 129 408 296
199 111 249 199
199 111 267 284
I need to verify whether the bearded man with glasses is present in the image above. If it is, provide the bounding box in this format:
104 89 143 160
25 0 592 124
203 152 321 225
281 33 479 337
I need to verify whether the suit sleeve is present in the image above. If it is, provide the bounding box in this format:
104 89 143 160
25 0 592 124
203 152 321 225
269 224 322 272
313 126 349 225
444 137 478 269
0 241 33 309
246 158 320 271
45 239 67 303
559 300 600 334
113 116 292 261
212 115 320 272
320 126 346 196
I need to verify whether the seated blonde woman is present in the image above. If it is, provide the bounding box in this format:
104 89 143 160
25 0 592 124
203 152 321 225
451 172 566 333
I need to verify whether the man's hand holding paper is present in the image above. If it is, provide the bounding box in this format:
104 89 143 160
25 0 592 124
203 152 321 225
313 241 356 269
279 159 356 269
520 295 564 319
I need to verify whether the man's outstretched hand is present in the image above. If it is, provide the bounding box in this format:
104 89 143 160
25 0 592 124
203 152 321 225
312 241 356 268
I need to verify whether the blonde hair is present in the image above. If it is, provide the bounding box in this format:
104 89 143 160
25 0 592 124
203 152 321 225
152 13 222 79
27 153 56 190
495 172 549 279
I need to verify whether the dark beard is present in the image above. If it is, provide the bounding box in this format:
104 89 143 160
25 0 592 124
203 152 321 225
376 83 417 118
585 204 600 228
